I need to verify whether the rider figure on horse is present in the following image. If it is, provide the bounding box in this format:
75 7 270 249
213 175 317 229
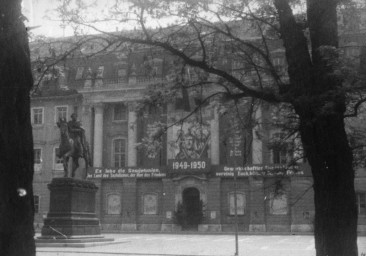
67 113 87 157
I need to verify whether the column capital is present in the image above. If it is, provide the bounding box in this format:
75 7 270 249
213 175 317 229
93 103 105 109
127 102 140 112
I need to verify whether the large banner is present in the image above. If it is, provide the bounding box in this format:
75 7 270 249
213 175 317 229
215 164 304 177
219 101 252 166
168 115 211 161
167 112 212 172
87 167 166 179
138 106 166 166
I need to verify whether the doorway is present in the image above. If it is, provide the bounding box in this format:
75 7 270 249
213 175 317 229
182 187 202 230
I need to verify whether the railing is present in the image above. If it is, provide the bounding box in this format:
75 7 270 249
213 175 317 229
48 225 68 239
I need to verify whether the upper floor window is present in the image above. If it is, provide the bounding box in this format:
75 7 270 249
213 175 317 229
75 67 84 80
96 66 105 79
54 147 63 170
55 106 68 123
270 132 293 164
113 104 127 121
34 195 40 214
34 148 42 165
272 56 286 72
357 192 366 215
273 147 288 164
32 107 44 125
118 68 127 79
113 138 126 168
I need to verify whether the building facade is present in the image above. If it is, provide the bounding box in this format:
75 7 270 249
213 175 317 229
31 26 366 234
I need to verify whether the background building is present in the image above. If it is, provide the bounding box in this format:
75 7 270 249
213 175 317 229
30 16 366 233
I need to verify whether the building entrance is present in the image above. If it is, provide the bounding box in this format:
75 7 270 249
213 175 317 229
182 187 202 230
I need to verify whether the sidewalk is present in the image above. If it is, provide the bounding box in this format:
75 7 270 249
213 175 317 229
35 233 366 256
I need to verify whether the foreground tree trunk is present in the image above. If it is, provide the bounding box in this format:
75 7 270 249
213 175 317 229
0 1 36 255
298 110 358 256
274 0 359 255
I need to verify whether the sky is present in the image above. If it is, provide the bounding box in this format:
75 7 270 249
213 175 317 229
22 0 219 38
22 0 123 38
23 0 64 37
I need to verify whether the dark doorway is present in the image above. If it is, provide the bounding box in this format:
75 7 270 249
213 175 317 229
182 187 202 230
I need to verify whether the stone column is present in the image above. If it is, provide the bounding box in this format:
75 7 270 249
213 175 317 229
127 104 137 167
81 104 92 145
210 108 220 165
166 103 175 160
93 104 104 167
252 105 263 164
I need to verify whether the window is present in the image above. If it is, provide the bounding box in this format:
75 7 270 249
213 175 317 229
73 106 78 116
113 104 127 121
34 195 40 213
75 67 84 80
269 192 288 215
55 106 68 123
54 147 63 170
357 193 366 215
113 138 126 167
270 132 293 164
229 192 246 215
272 57 286 73
96 66 104 78
32 107 44 125
345 47 360 57
273 148 288 164
106 194 121 215
142 193 158 215
118 68 127 79
34 148 42 164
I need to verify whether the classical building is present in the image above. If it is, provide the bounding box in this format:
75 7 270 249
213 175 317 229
31 19 366 233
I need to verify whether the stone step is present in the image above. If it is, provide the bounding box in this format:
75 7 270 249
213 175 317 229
36 236 121 248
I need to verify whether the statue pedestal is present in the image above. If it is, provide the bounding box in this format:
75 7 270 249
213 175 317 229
41 178 101 237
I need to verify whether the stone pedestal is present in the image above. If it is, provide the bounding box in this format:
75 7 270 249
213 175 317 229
41 178 101 237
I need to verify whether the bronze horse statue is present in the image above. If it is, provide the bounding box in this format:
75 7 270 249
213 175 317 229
57 118 91 179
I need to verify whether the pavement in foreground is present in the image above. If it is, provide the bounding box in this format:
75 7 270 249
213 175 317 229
36 233 366 256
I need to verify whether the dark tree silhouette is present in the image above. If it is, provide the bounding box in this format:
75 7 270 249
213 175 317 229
0 1 35 255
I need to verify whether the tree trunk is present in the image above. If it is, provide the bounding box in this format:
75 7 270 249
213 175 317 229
297 108 358 256
274 0 359 255
0 1 36 256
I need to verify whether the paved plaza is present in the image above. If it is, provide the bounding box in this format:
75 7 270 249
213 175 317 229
36 233 366 256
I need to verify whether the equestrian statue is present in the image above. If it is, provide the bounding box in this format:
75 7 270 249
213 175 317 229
57 113 92 179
